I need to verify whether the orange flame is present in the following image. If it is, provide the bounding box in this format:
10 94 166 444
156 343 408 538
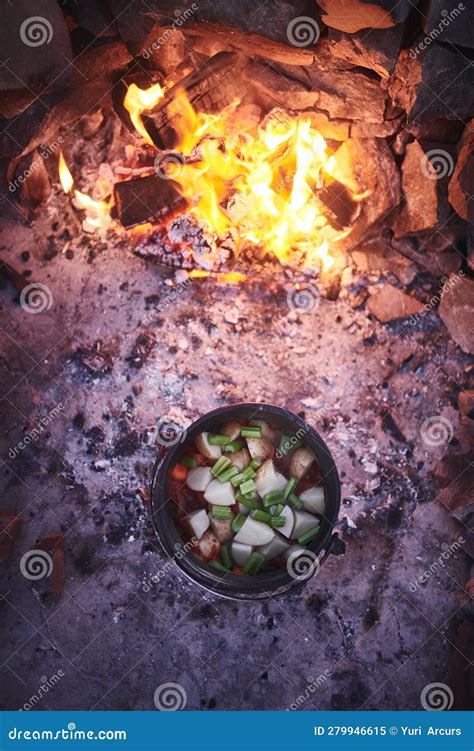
58 153 114 231
123 82 165 144
58 151 73 194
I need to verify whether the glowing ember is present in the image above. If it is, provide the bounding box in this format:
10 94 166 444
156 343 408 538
123 85 363 266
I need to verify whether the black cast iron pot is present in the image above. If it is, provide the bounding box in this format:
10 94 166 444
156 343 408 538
150 403 345 600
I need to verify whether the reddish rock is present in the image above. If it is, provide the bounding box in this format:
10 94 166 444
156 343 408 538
448 121 474 225
439 274 474 354
317 0 412 31
368 284 424 323
393 140 445 237
328 24 403 77
458 390 474 419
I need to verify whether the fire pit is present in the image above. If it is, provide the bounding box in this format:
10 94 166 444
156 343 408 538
0 0 473 713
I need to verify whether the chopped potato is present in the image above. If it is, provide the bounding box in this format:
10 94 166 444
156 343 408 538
292 510 319 538
186 466 213 492
246 436 274 461
231 541 253 566
229 447 251 471
254 459 287 498
204 479 235 506
210 517 234 543
219 421 241 441
278 506 295 538
234 517 274 546
186 509 210 540
289 447 315 479
195 530 220 562
257 534 289 561
300 486 325 515
195 432 222 460
249 420 277 442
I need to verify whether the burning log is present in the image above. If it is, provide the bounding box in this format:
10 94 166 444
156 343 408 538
114 174 187 228
142 52 246 148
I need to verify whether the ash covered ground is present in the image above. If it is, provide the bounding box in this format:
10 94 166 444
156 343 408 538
0 116 472 711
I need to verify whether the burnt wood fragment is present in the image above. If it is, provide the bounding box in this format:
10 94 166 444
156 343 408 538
318 0 415 32
142 52 246 148
114 175 186 228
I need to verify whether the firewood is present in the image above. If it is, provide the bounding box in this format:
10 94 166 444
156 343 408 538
114 175 187 228
142 52 246 148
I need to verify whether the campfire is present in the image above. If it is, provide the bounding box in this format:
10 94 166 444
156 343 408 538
56 56 370 288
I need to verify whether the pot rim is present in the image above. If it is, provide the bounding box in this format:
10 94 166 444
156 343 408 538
150 402 342 600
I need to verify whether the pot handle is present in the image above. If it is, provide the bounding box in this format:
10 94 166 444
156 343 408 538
318 532 345 567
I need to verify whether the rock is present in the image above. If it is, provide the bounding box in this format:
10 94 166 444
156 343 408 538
0 0 72 90
435 451 474 522
448 121 474 225
330 138 401 251
368 284 424 322
328 24 403 78
439 274 474 354
265 52 388 124
458 391 474 420
351 238 417 285
389 45 474 122
317 0 413 32
424 0 474 48
393 140 449 237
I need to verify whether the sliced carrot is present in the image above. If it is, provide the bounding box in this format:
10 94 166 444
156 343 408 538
232 566 244 575
171 463 188 482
